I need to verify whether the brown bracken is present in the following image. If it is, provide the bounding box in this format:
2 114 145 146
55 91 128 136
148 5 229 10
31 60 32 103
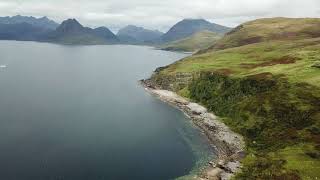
240 56 297 69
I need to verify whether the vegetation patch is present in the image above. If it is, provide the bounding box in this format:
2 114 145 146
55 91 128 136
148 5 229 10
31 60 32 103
159 30 222 52
312 62 320 68
159 38 320 87
187 72 320 179
272 144 320 179
214 68 234 75
240 56 297 69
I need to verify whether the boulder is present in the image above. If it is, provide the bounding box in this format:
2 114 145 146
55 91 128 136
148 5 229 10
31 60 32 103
312 62 320 68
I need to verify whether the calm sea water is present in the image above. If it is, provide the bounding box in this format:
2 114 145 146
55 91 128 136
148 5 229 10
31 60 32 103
0 41 214 180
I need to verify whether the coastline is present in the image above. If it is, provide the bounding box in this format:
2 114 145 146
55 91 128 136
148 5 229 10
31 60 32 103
140 79 245 180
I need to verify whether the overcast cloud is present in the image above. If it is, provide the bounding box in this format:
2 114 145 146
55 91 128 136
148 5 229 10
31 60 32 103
0 0 319 32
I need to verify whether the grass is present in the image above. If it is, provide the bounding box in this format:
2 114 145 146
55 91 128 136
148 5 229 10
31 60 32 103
151 17 320 179
159 30 222 52
273 144 320 179
207 17 320 50
159 38 320 87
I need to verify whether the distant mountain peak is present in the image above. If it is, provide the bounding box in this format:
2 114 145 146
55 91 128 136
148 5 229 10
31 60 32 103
176 19 212 26
95 26 109 30
125 25 140 28
93 26 119 42
56 19 84 33
46 18 119 45
182 18 207 21
161 18 230 42
120 25 147 32
62 18 82 25
117 25 163 44
40 16 49 20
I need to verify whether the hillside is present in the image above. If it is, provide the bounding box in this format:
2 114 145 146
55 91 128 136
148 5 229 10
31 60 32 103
46 19 118 45
117 25 163 44
148 18 320 179
205 17 320 51
161 19 230 42
159 30 222 52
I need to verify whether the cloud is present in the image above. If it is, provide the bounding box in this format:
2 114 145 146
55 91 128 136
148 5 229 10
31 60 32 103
0 0 319 32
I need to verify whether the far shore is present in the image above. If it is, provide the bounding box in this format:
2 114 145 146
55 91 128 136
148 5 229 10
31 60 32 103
140 79 245 180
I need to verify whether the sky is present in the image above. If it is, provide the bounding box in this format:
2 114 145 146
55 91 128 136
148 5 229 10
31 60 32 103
0 0 319 32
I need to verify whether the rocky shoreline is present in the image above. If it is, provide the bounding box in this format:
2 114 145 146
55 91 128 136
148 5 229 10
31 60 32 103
140 79 245 180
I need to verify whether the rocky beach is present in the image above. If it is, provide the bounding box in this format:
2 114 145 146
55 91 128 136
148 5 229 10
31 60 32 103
140 79 246 180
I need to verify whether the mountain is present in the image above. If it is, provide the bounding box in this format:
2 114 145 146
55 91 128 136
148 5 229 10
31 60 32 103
46 19 118 45
0 15 59 30
54 18 85 33
161 19 230 42
117 25 163 44
92 27 119 43
147 18 320 179
0 22 51 41
159 30 222 52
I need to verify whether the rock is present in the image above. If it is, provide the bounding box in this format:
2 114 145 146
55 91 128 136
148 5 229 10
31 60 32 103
187 103 207 115
225 161 241 173
217 160 225 167
220 172 234 180
312 62 320 68
202 113 218 120
207 168 223 179
204 118 217 129
209 161 216 167
235 151 246 159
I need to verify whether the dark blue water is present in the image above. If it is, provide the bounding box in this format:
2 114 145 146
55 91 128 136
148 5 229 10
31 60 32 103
0 41 214 180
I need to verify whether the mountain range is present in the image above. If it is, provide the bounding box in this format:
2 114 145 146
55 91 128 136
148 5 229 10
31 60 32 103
117 25 164 44
0 15 58 30
0 15 230 46
116 19 230 45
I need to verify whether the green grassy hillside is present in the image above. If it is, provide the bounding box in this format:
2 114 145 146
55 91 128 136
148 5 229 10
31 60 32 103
159 31 222 52
204 17 320 51
150 18 320 179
